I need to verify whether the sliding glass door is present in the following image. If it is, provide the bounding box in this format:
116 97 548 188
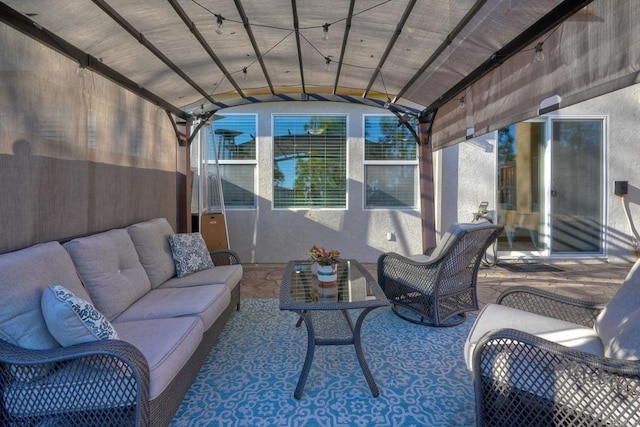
496 118 605 256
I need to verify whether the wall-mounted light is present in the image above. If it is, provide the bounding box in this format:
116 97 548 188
215 14 225 34
534 42 544 63
322 23 330 41
242 67 248 81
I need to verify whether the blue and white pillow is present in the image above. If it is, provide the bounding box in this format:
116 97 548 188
168 233 215 278
41 285 118 347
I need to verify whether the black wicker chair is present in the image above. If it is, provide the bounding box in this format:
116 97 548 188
0 338 150 426
471 286 640 427
377 222 503 326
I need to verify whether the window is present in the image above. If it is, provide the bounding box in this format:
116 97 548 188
206 115 257 208
273 115 347 209
364 115 418 208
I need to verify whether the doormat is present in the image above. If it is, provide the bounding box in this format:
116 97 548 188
496 262 564 273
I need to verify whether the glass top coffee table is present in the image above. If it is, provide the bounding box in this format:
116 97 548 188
279 259 389 399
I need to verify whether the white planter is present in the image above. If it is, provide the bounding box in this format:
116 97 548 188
316 264 338 283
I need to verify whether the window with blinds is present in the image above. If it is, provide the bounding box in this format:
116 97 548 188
207 115 257 208
273 115 347 209
364 115 418 209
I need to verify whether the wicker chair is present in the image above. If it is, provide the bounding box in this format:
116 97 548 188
467 266 640 426
377 221 503 327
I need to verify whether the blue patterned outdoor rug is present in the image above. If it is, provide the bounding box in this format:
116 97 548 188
171 298 476 426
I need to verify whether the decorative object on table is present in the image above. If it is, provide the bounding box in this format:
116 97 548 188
307 245 340 286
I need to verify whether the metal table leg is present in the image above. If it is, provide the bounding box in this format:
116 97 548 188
294 310 315 399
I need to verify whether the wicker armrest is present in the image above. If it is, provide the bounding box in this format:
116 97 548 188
210 249 241 265
0 338 150 426
473 328 640 427
496 286 605 327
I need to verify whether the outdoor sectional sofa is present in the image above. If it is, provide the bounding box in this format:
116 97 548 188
0 218 242 426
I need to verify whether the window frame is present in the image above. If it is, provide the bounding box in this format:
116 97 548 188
271 113 349 211
362 114 419 210
207 113 258 210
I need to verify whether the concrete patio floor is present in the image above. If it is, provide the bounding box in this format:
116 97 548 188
240 260 633 309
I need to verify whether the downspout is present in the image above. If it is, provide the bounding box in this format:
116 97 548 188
419 110 437 252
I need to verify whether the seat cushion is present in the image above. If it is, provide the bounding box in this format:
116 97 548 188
465 304 603 370
64 229 151 321
127 218 176 289
161 264 243 292
595 258 640 359
0 242 91 350
41 285 118 347
114 285 230 331
113 317 204 400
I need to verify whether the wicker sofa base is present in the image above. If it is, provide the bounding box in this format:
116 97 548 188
150 284 240 426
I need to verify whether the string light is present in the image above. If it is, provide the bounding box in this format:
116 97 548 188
458 96 465 110
322 23 329 41
214 13 225 34
242 67 248 80
534 42 544 63
324 57 331 72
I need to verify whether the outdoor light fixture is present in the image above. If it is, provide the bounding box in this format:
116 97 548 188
215 14 225 34
324 57 331 72
534 42 544 62
322 23 330 41
243 67 248 80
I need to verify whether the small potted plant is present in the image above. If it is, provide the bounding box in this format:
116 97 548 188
307 245 341 285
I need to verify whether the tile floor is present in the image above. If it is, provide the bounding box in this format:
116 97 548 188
240 260 632 309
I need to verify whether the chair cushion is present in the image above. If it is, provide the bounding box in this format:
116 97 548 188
41 285 118 347
429 220 491 260
595 258 640 358
465 304 603 370
0 242 91 350
64 229 151 321
168 233 214 278
127 218 176 288
113 317 204 400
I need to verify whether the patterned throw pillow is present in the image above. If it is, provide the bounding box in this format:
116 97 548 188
168 233 215 278
41 285 119 347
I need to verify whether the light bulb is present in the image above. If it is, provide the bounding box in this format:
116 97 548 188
534 42 544 63
322 23 329 41
324 57 331 72
243 67 248 81
215 14 224 35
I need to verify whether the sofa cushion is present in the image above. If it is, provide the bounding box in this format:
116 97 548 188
114 285 230 331
113 317 204 400
465 304 603 370
168 233 214 278
595 258 640 358
599 307 640 360
41 285 118 347
0 242 91 350
127 218 176 289
162 264 243 291
64 229 151 321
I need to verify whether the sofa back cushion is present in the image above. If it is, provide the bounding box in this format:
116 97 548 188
595 258 640 359
0 242 91 350
127 218 176 288
64 229 151 321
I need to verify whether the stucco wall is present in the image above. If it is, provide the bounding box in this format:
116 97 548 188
436 84 640 263
212 102 423 263
0 23 178 253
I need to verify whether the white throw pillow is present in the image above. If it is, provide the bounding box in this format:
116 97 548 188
168 233 215 278
41 285 118 347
